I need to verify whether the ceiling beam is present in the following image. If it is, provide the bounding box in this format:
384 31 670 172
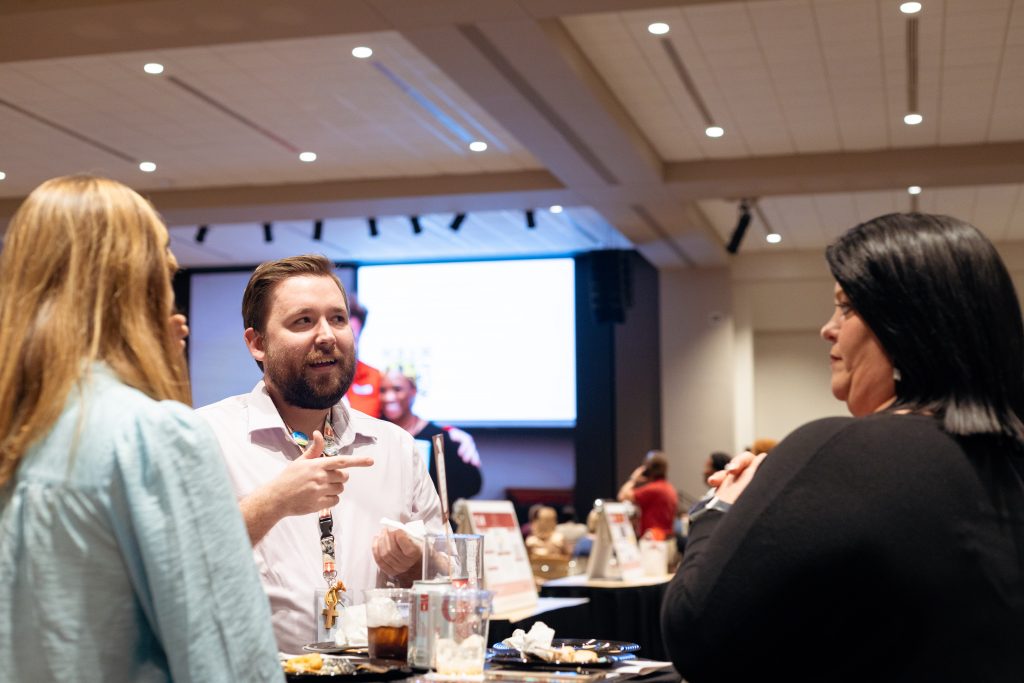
0 170 570 227
665 142 1024 201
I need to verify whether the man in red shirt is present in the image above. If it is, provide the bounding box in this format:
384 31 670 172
617 450 678 540
345 297 382 416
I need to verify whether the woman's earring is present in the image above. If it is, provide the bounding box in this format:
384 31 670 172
893 367 902 382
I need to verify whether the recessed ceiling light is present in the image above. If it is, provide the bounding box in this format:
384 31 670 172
766 233 782 244
648 22 670 35
904 112 923 125
900 2 922 14
138 161 156 173
143 63 164 75
705 125 725 138
908 185 922 195
0 171 6 181
549 205 564 214
352 47 373 59
469 141 488 152
299 152 317 162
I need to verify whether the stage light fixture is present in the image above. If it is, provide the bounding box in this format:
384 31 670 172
526 210 536 229
450 213 466 231
195 225 208 243
725 200 752 254
410 216 422 234
263 222 273 243
313 220 323 240
368 217 379 237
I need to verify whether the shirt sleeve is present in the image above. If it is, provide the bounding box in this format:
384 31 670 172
109 401 283 682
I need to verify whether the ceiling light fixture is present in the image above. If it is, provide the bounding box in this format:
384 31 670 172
313 219 324 240
143 63 164 74
900 2 922 14
705 125 725 138
368 217 379 238
138 161 156 172
195 225 208 243
648 22 670 35
449 213 466 231
299 152 317 162
0 171 6 181
766 232 782 244
751 199 781 246
904 14 922 126
549 205 563 214
469 141 488 152
908 185 922 195
410 216 422 235
525 210 536 229
352 47 373 59
263 222 273 243
725 199 752 254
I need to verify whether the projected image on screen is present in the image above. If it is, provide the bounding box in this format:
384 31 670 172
356 259 576 427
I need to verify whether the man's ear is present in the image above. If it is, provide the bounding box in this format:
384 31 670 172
244 327 266 363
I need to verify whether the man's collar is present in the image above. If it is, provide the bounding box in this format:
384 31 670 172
247 380 377 448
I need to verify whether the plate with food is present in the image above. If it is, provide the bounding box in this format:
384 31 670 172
303 642 370 656
489 639 639 669
281 653 413 681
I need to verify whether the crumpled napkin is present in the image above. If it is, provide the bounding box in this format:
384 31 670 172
333 603 368 647
502 621 556 658
380 517 427 541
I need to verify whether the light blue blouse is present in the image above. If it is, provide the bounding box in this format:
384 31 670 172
0 365 282 682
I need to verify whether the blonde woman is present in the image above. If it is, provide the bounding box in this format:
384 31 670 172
0 176 281 682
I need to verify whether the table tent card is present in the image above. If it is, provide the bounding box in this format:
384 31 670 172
456 499 538 615
587 500 644 581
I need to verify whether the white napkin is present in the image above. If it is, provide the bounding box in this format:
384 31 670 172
380 517 427 541
333 603 368 647
501 621 556 658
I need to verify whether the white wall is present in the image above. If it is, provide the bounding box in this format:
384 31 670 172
660 241 1024 504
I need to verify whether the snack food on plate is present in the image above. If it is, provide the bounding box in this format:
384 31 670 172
284 652 323 673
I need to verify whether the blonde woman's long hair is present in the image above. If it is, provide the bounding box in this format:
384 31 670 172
0 175 191 487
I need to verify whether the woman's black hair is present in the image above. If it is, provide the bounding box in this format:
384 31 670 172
825 212 1024 445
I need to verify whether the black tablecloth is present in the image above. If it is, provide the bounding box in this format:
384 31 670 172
537 579 670 661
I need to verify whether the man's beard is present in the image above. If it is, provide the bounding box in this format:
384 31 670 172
266 348 355 410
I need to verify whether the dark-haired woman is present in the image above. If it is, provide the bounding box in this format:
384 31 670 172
661 213 1024 682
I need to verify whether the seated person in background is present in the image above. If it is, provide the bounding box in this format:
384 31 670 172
748 437 777 456
662 213 1024 682
618 450 678 540
702 451 733 482
345 295 382 416
525 505 570 557
0 175 279 681
198 255 445 653
380 368 482 509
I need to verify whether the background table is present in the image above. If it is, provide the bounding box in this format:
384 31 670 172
538 574 674 661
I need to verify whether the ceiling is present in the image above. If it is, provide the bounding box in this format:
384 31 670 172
1 0 1022 268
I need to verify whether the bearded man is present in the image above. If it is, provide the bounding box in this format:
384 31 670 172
198 254 445 653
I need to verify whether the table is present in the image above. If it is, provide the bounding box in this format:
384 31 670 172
538 574 674 661
489 596 591 645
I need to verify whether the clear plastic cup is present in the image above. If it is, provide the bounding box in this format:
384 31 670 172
422 533 484 588
432 588 493 680
363 588 413 662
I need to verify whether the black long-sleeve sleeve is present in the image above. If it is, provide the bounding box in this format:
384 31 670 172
660 414 1024 683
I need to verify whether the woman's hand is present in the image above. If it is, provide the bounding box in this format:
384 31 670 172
708 451 768 505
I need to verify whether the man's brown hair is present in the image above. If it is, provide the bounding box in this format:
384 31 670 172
242 254 347 334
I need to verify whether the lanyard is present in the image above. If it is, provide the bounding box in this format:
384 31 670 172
290 419 342 588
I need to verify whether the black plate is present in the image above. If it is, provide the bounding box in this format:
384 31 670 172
492 639 640 655
303 642 369 655
489 640 639 670
284 656 414 682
